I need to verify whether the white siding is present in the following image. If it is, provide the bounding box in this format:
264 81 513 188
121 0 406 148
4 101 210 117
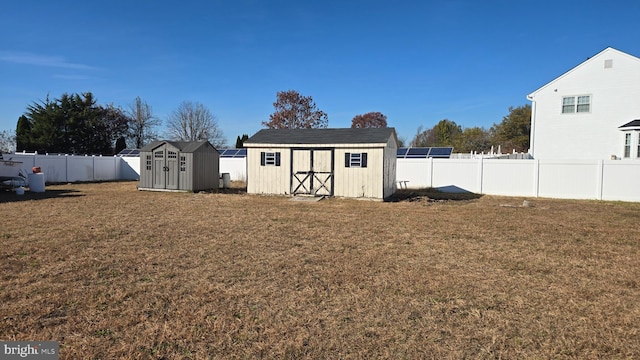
529 48 640 160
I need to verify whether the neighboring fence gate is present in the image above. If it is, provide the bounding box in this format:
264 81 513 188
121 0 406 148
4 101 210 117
291 149 334 196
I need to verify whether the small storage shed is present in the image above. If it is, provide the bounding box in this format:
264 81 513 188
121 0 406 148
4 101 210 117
138 140 219 192
243 128 398 200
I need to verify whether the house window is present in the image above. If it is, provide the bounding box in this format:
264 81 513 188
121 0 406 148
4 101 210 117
562 95 590 113
345 152 368 168
624 133 631 158
637 134 640 158
180 156 186 171
145 155 151 171
260 152 281 166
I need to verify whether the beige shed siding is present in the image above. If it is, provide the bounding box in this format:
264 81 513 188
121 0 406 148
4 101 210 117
334 146 384 198
244 130 397 199
246 147 291 195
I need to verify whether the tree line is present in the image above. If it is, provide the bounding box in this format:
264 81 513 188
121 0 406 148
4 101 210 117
410 104 531 153
2 89 531 154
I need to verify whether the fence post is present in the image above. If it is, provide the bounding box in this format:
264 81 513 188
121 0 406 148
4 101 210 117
596 160 604 200
533 159 540 197
428 157 434 188
477 157 484 194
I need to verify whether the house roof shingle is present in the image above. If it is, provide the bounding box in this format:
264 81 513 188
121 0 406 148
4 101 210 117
244 128 397 145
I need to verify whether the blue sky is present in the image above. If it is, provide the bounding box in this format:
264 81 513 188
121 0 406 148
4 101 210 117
2 1 640 146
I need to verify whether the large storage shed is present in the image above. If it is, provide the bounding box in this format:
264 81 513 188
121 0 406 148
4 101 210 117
139 140 219 192
243 128 398 200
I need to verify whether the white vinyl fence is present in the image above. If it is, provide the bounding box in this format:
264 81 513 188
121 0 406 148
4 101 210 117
396 158 640 202
6 153 140 183
6 153 640 202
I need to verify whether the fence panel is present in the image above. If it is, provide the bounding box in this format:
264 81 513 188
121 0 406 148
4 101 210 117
482 159 536 197
431 159 480 193
601 161 640 201
66 156 95 182
396 159 431 188
538 160 600 200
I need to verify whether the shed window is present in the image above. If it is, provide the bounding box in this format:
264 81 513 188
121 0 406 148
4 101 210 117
145 155 151 171
154 151 163 158
180 156 186 171
168 151 177 159
562 95 590 113
260 152 281 166
345 152 368 168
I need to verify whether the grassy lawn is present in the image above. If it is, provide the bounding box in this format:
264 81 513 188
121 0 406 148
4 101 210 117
1 181 639 359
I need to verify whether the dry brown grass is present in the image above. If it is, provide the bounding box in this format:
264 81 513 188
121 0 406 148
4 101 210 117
1 181 639 359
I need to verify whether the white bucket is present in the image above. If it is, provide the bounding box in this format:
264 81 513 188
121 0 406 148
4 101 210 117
15 187 25 195
28 173 46 193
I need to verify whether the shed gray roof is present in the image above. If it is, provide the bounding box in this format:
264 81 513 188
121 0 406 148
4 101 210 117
140 140 216 153
244 128 397 145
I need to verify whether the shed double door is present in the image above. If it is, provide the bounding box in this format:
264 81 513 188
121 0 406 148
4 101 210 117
153 148 179 190
291 149 333 196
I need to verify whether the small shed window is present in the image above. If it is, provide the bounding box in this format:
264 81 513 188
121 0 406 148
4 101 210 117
180 156 186 171
168 151 177 159
345 152 368 168
145 155 151 170
624 133 631 158
260 152 281 166
154 151 163 158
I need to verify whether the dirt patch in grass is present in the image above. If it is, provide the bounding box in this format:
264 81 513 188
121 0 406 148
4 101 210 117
1 182 639 358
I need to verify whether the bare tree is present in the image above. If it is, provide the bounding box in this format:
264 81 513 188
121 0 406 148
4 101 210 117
166 101 225 147
127 96 160 149
263 90 328 129
0 129 16 153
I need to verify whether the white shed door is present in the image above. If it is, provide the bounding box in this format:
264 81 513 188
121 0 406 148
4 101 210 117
291 149 333 196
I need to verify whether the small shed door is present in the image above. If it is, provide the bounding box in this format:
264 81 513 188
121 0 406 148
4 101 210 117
166 150 179 190
152 146 180 189
291 149 333 196
153 149 166 188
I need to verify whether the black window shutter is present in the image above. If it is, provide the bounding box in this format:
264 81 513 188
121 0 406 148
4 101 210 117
362 153 368 167
260 152 266 166
345 153 351 167
275 152 281 166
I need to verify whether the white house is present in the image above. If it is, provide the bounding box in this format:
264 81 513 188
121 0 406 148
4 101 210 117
243 128 398 200
528 47 640 160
